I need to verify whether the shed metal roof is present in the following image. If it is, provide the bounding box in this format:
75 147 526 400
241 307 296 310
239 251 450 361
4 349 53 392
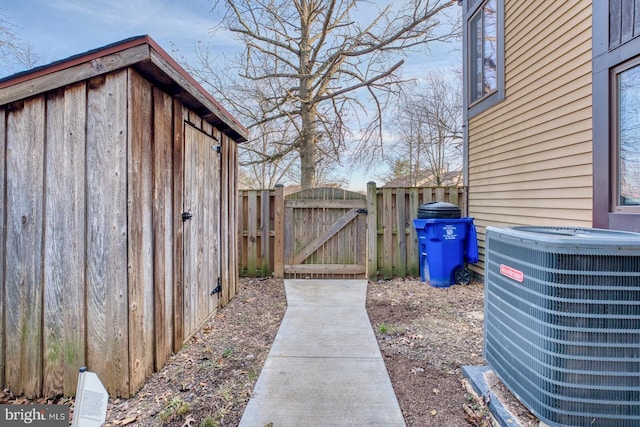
0 35 248 142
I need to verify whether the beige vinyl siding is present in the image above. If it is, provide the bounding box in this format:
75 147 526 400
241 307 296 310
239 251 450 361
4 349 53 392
468 0 593 273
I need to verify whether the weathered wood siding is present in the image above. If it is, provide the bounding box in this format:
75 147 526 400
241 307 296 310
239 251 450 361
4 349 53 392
86 72 130 397
0 106 5 391
220 132 239 306
153 88 175 370
44 83 87 397
172 99 186 353
0 67 241 398
6 97 46 398
127 70 155 395
467 1 593 273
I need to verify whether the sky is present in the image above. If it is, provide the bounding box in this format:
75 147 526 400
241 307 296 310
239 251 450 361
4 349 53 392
1 0 461 191
0 0 225 76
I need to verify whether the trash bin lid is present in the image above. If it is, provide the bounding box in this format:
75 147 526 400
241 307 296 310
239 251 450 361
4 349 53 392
417 201 461 219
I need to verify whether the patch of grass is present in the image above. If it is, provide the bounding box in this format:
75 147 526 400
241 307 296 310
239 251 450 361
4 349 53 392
211 403 233 426
379 323 406 335
247 368 259 382
200 416 215 427
220 384 233 401
159 397 191 422
177 403 190 417
222 347 234 358
198 359 214 369
205 384 238 425
378 323 391 334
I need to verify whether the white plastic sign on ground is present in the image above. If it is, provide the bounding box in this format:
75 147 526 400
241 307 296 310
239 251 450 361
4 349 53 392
71 367 108 427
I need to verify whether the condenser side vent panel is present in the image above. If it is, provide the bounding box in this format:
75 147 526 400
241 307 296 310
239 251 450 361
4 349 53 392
484 226 640 427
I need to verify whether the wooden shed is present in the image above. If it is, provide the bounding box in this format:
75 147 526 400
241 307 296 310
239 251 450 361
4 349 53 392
0 35 247 398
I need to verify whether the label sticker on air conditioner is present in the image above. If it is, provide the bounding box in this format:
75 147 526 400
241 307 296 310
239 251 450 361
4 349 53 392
500 264 524 283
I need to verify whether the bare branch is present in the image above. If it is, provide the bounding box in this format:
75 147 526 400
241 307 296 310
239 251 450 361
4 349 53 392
197 0 458 189
314 59 404 102
0 12 41 75
382 68 463 186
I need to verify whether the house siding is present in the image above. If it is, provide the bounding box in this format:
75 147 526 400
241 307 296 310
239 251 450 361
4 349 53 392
468 0 593 272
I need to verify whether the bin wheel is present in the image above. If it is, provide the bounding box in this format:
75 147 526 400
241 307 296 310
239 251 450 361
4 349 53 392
454 268 471 285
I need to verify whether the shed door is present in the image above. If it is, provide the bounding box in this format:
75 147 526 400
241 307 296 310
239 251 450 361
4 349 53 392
182 124 221 339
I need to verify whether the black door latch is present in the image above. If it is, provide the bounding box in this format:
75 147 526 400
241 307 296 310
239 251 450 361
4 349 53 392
211 278 222 295
182 212 193 222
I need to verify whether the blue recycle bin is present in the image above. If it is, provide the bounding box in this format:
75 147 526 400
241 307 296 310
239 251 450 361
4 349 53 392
413 217 478 287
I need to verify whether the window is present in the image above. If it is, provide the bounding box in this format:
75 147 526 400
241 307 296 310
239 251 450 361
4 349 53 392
615 60 640 207
592 0 640 230
463 0 503 118
469 0 497 104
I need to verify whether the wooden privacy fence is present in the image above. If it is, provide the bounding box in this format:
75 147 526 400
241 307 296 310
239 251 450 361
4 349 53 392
238 183 465 280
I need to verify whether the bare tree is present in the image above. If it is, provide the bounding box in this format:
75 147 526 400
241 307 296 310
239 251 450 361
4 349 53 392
188 57 341 188
0 12 40 76
237 118 300 189
385 69 462 186
191 0 458 189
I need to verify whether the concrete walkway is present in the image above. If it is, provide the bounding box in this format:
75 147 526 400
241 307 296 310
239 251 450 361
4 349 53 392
239 279 406 427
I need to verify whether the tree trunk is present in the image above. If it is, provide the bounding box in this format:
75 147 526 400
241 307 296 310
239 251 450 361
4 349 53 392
299 127 316 190
298 0 317 190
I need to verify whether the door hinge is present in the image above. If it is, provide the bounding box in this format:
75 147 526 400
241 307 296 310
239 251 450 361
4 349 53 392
212 145 221 154
357 208 368 215
211 278 222 295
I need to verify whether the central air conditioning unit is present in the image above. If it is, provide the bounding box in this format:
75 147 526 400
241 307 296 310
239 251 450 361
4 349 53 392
484 226 640 427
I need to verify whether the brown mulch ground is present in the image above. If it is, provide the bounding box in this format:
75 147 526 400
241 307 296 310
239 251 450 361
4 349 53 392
367 278 489 427
1 277 536 426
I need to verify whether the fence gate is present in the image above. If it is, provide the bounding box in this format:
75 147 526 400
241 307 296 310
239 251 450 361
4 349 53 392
283 188 367 278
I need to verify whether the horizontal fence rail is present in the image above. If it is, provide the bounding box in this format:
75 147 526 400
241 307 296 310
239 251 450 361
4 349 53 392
238 183 466 280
